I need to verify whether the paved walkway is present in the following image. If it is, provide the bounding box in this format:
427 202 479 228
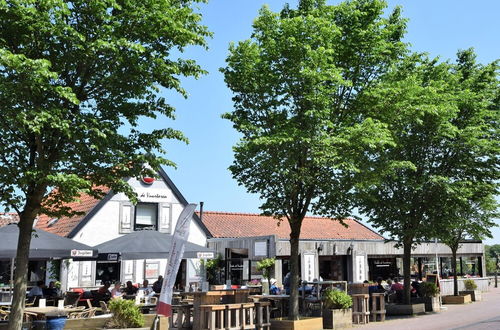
360 287 500 330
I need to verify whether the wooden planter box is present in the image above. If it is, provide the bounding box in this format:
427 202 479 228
442 294 471 304
411 296 440 312
322 308 352 329
386 303 425 316
460 290 482 302
63 314 168 329
270 317 323 330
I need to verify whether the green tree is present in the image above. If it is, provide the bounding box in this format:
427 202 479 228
436 50 499 296
485 245 500 275
221 0 406 318
439 199 496 296
0 1 210 327
357 50 499 303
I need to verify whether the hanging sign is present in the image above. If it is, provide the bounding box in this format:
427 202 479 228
70 250 94 257
197 252 214 259
157 203 197 317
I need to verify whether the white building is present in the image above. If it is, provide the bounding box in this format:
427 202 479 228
36 168 211 291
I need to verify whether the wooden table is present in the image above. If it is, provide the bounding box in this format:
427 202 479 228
188 289 251 329
25 307 82 318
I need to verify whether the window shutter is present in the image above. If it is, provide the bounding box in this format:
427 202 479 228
158 203 171 233
120 202 134 233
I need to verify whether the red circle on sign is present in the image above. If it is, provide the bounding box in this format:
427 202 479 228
142 177 154 185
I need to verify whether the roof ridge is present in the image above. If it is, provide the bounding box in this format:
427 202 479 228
198 210 357 221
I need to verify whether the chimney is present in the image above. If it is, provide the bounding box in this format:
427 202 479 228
199 201 204 221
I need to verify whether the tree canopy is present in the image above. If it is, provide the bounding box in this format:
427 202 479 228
222 0 407 318
357 49 499 302
0 0 210 327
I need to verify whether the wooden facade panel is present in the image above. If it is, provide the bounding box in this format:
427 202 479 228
208 235 277 259
275 240 483 257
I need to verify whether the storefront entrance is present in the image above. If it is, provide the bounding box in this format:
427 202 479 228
319 256 347 281
368 258 397 280
225 248 248 285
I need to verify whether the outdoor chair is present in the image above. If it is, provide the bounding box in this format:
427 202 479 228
64 291 81 307
68 307 97 319
99 301 110 314
25 296 39 307
0 309 8 321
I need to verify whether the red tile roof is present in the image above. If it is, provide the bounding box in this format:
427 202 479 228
199 211 383 240
36 188 110 237
0 213 19 227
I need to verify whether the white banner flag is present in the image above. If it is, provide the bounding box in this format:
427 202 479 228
157 203 196 316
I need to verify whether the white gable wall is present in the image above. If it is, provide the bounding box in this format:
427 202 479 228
71 176 207 246
63 174 207 290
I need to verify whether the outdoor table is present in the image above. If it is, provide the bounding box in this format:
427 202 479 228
189 289 251 329
25 307 82 319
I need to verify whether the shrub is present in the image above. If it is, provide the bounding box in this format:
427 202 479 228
106 298 145 329
464 279 478 291
322 289 352 310
420 282 439 297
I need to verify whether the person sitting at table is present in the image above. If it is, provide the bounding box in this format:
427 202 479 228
152 276 163 294
124 281 138 295
28 280 45 297
110 282 123 298
269 279 280 295
391 277 404 291
138 279 151 295
42 281 59 297
98 281 111 295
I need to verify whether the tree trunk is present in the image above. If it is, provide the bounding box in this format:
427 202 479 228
8 214 36 329
288 223 301 320
402 241 412 305
451 247 458 296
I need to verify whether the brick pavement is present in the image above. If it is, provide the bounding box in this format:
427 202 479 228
359 287 500 330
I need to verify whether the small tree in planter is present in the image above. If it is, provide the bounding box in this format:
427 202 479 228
256 258 275 294
322 289 353 329
106 298 145 329
461 279 481 302
418 282 440 312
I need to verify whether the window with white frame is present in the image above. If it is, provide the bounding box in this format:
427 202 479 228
134 203 158 230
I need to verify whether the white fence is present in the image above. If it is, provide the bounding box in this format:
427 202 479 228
439 277 490 296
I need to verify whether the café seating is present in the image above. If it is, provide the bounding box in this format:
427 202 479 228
370 293 386 322
200 304 226 330
254 301 271 330
352 294 370 324
68 307 97 319
170 304 193 330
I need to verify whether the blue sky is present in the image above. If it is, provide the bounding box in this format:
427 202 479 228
151 1 500 244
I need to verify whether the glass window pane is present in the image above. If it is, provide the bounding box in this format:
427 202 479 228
136 204 157 225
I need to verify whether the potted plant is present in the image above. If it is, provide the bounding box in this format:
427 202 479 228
413 282 440 312
105 298 146 329
460 279 481 301
322 289 353 329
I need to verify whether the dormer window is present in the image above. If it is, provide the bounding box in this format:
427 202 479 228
134 203 157 231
